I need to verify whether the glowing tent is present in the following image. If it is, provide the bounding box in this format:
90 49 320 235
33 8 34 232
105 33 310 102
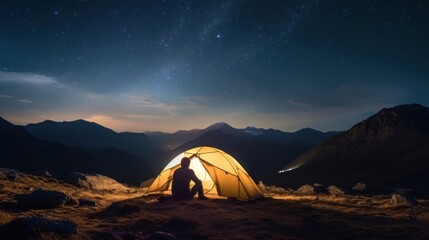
147 146 263 200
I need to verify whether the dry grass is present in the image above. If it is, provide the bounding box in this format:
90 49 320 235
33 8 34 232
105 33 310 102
0 210 14 225
1 171 429 239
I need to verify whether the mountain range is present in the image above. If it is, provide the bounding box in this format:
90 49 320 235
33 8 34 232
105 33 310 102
0 117 150 185
25 120 161 160
24 120 339 182
2 103 429 191
278 104 429 191
146 121 339 149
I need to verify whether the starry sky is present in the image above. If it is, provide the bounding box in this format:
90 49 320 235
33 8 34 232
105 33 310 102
1 0 428 132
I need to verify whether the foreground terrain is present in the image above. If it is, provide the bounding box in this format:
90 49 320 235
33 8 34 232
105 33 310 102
0 169 428 239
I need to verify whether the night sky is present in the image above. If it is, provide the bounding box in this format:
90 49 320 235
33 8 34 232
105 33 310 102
1 0 428 132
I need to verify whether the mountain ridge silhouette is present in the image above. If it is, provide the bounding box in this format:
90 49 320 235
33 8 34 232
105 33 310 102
279 103 429 190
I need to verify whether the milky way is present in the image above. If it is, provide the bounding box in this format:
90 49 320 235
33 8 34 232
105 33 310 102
0 0 428 132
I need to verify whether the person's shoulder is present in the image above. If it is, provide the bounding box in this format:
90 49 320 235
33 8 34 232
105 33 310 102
187 169 197 175
183 168 195 174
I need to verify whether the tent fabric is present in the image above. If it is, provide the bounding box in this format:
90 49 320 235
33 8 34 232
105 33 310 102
147 146 263 200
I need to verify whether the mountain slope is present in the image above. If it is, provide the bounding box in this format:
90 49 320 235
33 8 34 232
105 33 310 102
25 119 161 160
279 104 429 189
1 117 151 185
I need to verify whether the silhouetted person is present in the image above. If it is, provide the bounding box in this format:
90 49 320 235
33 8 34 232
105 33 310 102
172 157 208 200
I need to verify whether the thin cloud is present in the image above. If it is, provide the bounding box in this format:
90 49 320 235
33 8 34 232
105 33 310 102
122 94 208 116
0 71 58 85
124 114 165 120
125 94 179 112
18 99 32 104
284 99 312 109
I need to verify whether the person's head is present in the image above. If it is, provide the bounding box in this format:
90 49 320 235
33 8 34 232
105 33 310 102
181 157 191 168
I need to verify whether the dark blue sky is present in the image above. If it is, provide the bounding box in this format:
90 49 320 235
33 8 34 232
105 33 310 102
0 0 428 132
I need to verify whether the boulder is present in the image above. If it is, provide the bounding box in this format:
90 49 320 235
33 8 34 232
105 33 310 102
258 181 267 192
140 178 155 188
6 172 16 181
267 186 290 194
78 198 98 207
295 184 316 195
352 182 366 191
15 189 78 209
327 185 346 195
0 217 77 239
389 193 418 207
295 184 326 195
0 169 17 181
101 201 150 217
64 172 129 192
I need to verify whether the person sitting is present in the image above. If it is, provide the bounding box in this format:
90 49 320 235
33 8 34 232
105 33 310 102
172 157 208 200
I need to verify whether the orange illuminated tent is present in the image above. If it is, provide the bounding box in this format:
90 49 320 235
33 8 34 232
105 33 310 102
146 146 263 200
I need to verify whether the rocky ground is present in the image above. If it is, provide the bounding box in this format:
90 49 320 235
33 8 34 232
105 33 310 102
0 169 428 239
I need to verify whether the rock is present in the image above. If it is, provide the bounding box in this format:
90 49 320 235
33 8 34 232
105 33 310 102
0 169 17 180
258 181 267 192
389 193 418 207
313 183 327 193
6 172 16 181
140 178 155 188
15 189 78 209
327 185 346 195
259 182 292 195
268 186 290 194
295 184 326 195
43 171 52 177
295 184 315 195
68 197 80 206
78 198 97 207
0 217 77 239
24 186 34 192
148 231 177 240
101 201 150 217
64 172 129 192
352 182 366 191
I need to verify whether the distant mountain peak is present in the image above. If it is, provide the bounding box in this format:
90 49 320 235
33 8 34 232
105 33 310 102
70 119 89 123
293 127 319 134
37 119 92 125
378 103 429 117
40 119 55 124
26 118 117 135
346 103 429 141
207 122 233 130
212 122 229 127
243 126 265 135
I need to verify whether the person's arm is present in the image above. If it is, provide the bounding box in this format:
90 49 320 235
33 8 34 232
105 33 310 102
190 170 202 184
